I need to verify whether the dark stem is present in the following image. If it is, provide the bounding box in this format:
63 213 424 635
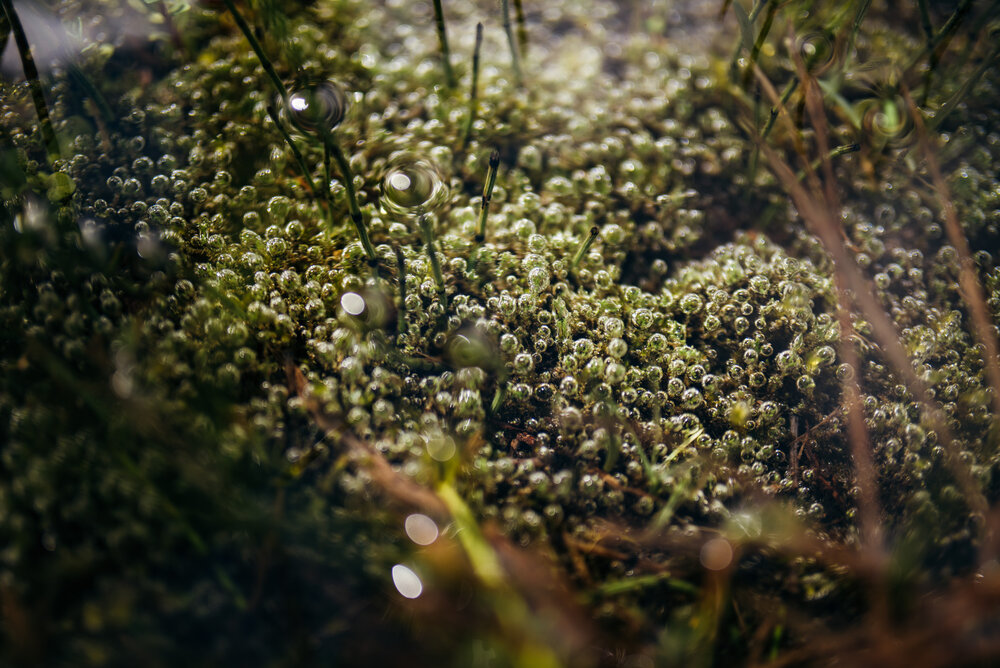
741 1 777 88
477 149 500 240
460 22 484 150
930 39 1000 131
1 0 60 163
501 0 523 87
902 0 974 78
325 137 377 264
571 226 600 269
221 0 289 103
419 214 447 303
266 104 319 199
513 0 528 58
0 7 10 58
762 78 798 140
157 0 185 53
431 0 456 87
395 247 408 336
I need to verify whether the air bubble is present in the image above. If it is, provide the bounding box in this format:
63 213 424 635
286 80 348 135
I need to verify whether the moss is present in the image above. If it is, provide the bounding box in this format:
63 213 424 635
2 0 1000 665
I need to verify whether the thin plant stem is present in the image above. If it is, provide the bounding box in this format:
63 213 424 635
513 0 527 59
795 144 859 182
501 0 523 87
742 0 777 88
325 137 377 265
266 104 319 199
762 78 798 141
490 385 506 414
747 84 762 188
905 87 1000 433
917 0 934 41
930 39 1000 131
322 139 335 227
157 0 184 53
571 226 600 269
0 8 11 60
221 0 289 103
902 0 975 79
916 0 934 104
461 22 484 150
747 0 769 23
836 275 885 554
468 148 500 275
477 149 500 241
749 77 797 187
431 0 456 87
68 65 114 126
1 0 60 163
395 247 408 336
843 0 872 72
728 0 769 80
419 214 447 303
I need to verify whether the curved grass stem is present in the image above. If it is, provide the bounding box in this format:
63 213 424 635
266 104 319 199
419 214 447 305
221 0 289 103
326 137 378 267
460 23 484 150
501 0 524 87
1 0 60 164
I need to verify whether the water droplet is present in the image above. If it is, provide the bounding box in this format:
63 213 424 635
446 326 496 368
341 291 366 316
404 514 439 546
700 537 733 571
391 564 423 599
286 80 348 135
426 433 456 461
380 154 448 216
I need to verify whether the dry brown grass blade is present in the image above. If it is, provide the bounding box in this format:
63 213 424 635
751 57 988 522
793 42 885 561
750 63 812 177
285 359 448 516
902 87 1000 430
758 138 988 521
754 571 1000 668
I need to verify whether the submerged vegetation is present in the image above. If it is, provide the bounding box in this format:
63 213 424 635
2 0 1000 665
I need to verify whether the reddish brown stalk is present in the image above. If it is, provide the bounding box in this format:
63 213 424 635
794 60 884 561
750 64 812 189
759 138 987 519
903 87 1000 428
753 50 987 525
791 36 838 210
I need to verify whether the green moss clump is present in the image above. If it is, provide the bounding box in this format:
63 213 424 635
2 0 1000 665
